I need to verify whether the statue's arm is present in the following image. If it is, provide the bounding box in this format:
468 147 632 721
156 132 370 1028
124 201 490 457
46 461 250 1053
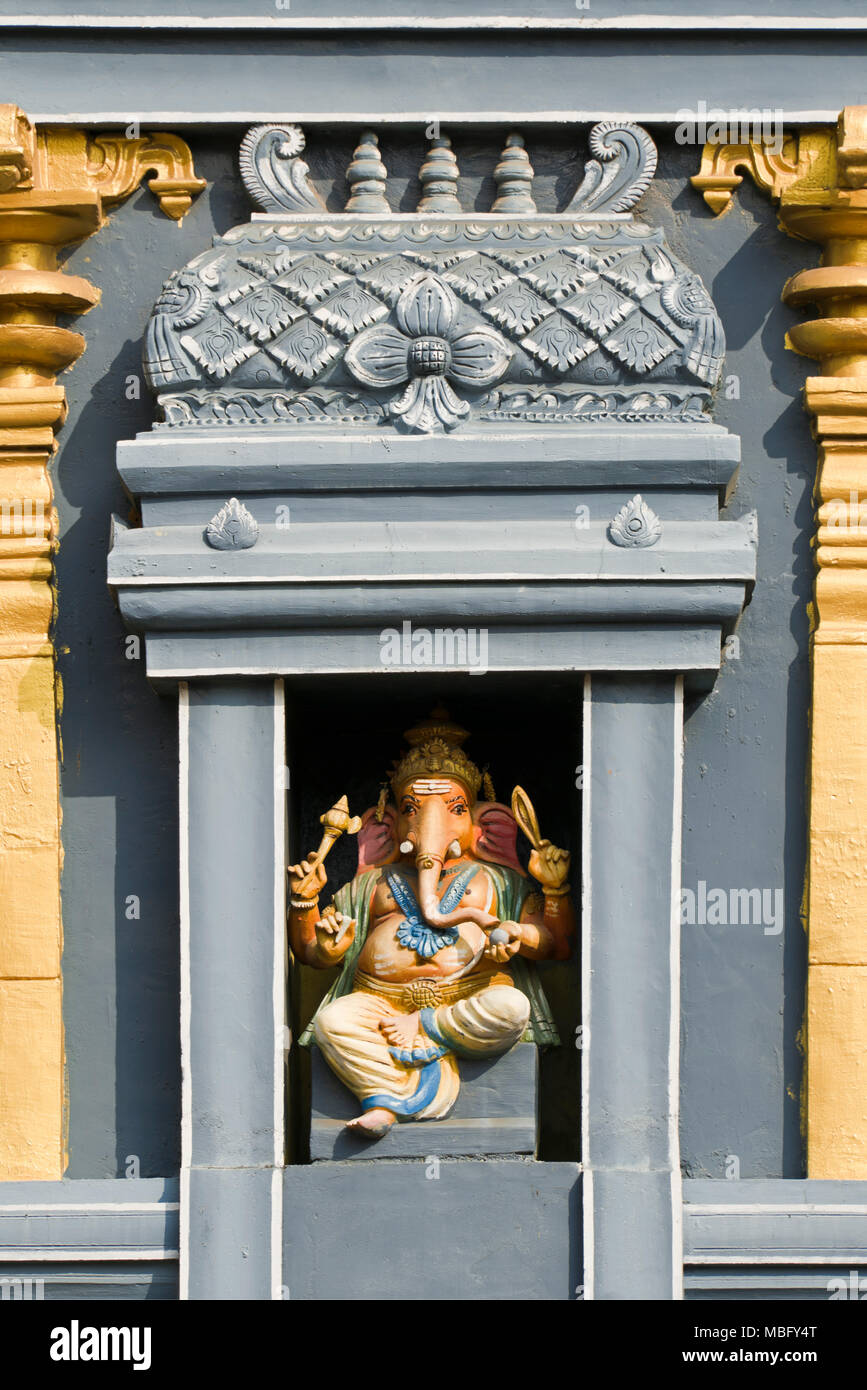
288 857 356 967
518 888 574 961
289 899 356 968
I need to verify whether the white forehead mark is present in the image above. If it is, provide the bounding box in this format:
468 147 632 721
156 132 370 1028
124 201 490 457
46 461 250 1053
411 779 455 796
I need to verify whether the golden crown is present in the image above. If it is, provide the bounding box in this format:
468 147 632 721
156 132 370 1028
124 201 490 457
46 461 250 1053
390 707 483 801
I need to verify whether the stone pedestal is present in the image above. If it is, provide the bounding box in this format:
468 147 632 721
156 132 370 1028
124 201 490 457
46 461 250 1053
309 1041 538 1160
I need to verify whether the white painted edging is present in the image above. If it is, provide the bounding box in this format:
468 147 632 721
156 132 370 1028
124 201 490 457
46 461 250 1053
178 682 191 1303
580 673 593 1302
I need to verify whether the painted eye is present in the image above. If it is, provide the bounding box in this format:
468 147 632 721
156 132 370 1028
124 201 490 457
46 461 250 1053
451 804 467 815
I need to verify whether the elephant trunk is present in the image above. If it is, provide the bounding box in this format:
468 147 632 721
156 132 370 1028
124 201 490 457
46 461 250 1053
413 799 497 930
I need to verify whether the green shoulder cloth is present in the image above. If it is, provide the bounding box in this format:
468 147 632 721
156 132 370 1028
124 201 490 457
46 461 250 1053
297 864 559 1048
484 863 560 1047
298 868 380 1047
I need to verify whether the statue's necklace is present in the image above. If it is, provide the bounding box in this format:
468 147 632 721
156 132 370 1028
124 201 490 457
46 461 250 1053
439 862 465 879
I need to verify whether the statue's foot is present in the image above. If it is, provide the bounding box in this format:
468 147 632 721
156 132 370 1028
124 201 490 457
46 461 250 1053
345 1108 395 1140
379 1010 422 1050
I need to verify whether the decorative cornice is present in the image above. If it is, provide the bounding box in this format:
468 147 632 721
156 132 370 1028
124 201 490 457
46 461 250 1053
145 123 726 436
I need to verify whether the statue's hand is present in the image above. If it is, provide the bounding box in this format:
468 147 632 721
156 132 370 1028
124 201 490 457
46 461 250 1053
528 840 571 892
314 909 355 958
484 920 524 964
288 857 328 904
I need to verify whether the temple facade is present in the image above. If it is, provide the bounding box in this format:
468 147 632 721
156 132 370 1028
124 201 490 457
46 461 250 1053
1 2 866 1302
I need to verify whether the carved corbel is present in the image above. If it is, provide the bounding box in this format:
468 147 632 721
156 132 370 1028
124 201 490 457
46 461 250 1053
693 107 867 1180
690 130 833 217
0 104 204 1181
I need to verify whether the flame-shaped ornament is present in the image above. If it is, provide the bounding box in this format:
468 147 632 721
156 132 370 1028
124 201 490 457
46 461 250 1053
608 494 662 548
205 497 259 550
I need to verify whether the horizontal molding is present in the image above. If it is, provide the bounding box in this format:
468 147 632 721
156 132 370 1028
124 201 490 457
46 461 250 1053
0 1176 864 1292
108 519 756 587
684 1180 867 1266
118 428 740 501
115 581 749 635
4 34 860 127
1 7 864 32
143 624 725 681
0 1179 178 1264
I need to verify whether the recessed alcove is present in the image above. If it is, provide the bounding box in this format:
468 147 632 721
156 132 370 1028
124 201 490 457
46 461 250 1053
285 671 582 1164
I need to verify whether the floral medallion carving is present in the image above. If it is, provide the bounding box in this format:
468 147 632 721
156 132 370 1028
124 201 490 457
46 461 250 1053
345 273 512 431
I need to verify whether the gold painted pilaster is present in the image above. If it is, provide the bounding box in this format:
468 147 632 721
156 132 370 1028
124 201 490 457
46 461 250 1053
0 105 203 1179
694 108 867 1177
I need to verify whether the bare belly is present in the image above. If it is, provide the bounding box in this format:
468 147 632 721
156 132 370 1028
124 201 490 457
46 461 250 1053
356 912 487 981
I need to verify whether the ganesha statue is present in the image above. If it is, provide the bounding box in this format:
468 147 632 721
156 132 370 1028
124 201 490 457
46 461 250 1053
290 709 574 1139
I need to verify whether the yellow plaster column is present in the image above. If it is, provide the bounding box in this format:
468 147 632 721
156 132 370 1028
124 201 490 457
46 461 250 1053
693 109 867 1177
0 105 203 1178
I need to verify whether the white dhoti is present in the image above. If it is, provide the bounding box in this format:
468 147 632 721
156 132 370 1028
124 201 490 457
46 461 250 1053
313 979 530 1121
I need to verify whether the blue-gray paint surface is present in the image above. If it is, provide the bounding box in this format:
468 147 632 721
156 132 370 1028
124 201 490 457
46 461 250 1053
282 1160 581 1301
2 33 867 122
58 133 809 1185
642 159 812 1180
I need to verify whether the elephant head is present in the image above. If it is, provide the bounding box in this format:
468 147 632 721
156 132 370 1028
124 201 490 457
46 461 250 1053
356 777 524 930
354 708 526 929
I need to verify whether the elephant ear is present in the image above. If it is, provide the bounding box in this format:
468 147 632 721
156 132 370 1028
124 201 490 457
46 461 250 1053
356 804 400 872
473 802 525 875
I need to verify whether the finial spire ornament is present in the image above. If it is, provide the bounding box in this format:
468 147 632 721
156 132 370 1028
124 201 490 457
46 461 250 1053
417 134 461 213
345 131 389 213
492 133 536 214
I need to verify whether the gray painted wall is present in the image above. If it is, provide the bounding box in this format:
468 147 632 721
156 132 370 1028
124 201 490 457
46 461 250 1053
2 31 865 123
57 129 810 1179
643 151 812 1179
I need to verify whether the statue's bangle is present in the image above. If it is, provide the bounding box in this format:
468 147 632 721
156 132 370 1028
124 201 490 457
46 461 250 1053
290 895 319 911
542 884 571 898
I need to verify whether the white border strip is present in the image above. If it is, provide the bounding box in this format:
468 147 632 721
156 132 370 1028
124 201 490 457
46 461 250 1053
149 660 720 679
670 674 685 1301
26 108 843 126
271 678 285 1300
580 672 593 1302
111 568 753 586
178 681 191 1303
688 1203 867 1216
688 1254 867 1266
0 1202 178 1214
0 1249 179 1262
2 13 866 30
